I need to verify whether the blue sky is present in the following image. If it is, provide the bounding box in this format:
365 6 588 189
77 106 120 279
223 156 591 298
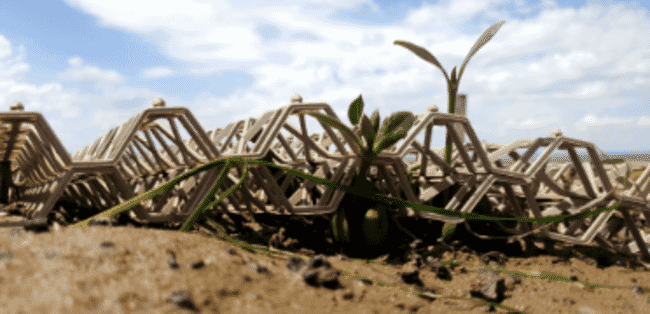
0 0 648 155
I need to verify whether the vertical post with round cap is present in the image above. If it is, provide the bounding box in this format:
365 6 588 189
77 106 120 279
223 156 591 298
453 94 467 144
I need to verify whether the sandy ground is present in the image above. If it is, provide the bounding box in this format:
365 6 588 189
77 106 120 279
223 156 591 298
0 217 648 314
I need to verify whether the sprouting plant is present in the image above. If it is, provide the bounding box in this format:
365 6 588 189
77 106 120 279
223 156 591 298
297 94 416 257
393 20 506 241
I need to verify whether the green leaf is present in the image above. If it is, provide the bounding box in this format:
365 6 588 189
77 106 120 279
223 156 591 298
304 111 364 154
378 111 413 138
440 222 457 242
373 112 415 153
360 114 375 149
348 94 364 125
394 40 449 84
369 109 380 134
458 21 505 83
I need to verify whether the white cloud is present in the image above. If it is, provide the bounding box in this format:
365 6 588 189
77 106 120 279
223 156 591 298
141 66 174 79
575 114 636 131
68 56 83 67
638 116 650 126
58 57 125 89
4 0 647 153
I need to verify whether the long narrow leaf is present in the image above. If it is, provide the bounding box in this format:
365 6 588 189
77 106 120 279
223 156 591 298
73 158 232 229
179 161 235 231
458 21 505 81
304 111 364 153
180 164 251 232
394 40 449 83
75 154 625 231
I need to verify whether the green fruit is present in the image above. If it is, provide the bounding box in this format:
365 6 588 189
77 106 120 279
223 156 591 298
362 206 389 247
332 207 350 243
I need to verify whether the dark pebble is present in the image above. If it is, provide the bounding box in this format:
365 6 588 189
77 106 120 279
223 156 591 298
307 255 331 269
167 251 179 269
239 274 252 282
189 260 205 269
286 256 307 272
343 292 354 300
630 285 645 294
249 263 272 277
400 261 423 287
169 289 199 312
225 248 237 256
570 275 579 281
302 268 340 289
483 251 508 266
99 241 115 248
471 276 507 303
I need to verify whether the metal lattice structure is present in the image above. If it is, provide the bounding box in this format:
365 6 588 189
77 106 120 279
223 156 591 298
0 95 649 261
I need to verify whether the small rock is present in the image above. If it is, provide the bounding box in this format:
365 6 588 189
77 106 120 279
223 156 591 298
224 248 237 255
189 260 205 269
482 251 508 266
342 292 354 300
307 255 331 269
563 298 576 305
482 304 496 312
302 268 340 289
239 274 252 282
249 263 272 277
630 285 645 294
426 258 452 281
167 251 180 270
99 241 115 248
301 255 340 289
169 289 199 312
470 271 507 303
286 256 307 272
399 260 423 286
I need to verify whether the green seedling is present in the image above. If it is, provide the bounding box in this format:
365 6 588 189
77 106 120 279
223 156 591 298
297 94 416 257
394 20 510 241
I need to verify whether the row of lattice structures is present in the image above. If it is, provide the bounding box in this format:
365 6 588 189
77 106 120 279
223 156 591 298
1 95 649 260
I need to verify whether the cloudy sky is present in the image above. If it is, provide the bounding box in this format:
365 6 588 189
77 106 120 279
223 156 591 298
0 0 648 156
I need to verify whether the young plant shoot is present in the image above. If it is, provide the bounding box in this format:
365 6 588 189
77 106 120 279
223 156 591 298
300 94 415 257
394 20 506 242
